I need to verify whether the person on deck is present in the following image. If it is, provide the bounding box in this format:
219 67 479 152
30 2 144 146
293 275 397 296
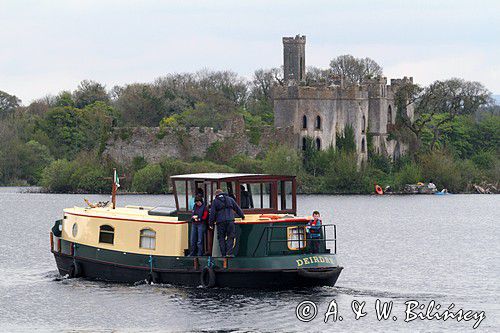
240 184 253 209
306 210 322 254
209 189 245 257
189 197 208 256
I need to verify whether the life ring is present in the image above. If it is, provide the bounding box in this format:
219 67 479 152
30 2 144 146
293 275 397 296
259 214 281 220
200 267 216 288
68 262 82 278
375 184 383 195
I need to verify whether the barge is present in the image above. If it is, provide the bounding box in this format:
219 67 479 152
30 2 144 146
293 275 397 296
50 173 343 288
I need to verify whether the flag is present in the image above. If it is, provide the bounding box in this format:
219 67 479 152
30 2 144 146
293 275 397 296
114 169 120 188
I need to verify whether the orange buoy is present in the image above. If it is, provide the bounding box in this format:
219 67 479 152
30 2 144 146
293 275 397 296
375 184 384 195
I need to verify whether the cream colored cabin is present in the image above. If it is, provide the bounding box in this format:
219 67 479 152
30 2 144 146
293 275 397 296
62 206 190 256
60 173 300 257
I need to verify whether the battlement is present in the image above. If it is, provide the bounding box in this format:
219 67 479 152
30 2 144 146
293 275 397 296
390 76 414 86
283 35 306 44
272 84 368 100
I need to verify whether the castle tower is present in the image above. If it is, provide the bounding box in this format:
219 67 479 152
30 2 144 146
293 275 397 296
283 35 306 82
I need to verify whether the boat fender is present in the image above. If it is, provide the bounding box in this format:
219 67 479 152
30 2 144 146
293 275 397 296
298 268 339 279
147 271 160 284
68 262 82 278
201 267 216 288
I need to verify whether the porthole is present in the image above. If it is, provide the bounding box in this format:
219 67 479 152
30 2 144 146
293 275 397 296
72 223 78 237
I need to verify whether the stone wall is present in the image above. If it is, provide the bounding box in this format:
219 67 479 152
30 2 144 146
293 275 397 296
103 120 295 164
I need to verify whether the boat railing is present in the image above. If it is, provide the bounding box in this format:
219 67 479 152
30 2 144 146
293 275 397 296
252 224 337 256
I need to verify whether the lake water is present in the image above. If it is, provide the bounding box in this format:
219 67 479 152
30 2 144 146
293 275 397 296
0 188 498 332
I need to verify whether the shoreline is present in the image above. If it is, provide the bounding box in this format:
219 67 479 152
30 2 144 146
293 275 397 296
1 186 494 196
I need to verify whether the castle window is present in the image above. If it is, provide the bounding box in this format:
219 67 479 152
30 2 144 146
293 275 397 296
388 105 393 125
302 115 308 129
362 115 366 134
315 138 321 150
99 225 114 244
140 228 156 250
302 137 307 150
361 138 366 153
315 116 322 130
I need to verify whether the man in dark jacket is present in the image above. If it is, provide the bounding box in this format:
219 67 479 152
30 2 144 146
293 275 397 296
209 189 245 257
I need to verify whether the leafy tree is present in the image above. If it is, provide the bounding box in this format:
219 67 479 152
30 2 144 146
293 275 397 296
228 154 264 173
41 159 76 192
262 146 302 176
0 90 21 118
329 55 382 85
132 164 164 193
73 80 109 108
336 125 356 153
55 91 75 107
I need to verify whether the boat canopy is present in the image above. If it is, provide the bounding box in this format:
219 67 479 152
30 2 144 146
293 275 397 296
171 173 297 215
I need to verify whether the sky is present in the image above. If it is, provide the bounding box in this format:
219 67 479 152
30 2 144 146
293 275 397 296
1 0 499 104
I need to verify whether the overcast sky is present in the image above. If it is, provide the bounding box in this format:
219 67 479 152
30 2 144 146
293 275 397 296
1 0 499 103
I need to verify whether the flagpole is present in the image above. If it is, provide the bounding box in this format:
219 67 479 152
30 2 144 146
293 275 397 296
112 168 117 209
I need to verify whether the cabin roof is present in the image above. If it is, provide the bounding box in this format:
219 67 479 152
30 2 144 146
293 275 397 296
170 173 294 181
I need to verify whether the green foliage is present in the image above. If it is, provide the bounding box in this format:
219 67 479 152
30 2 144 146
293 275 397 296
0 90 21 118
228 155 264 173
322 152 368 193
73 80 110 109
262 146 302 176
336 125 356 153
132 164 164 194
36 102 116 159
419 150 463 192
41 153 109 193
131 156 148 172
394 163 422 190
471 150 496 170
41 159 76 192
205 140 236 164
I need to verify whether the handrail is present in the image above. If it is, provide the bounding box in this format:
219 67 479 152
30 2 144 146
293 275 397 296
252 224 337 256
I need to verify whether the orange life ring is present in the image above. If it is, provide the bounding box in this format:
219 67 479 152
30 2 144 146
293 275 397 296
375 184 383 195
259 214 281 220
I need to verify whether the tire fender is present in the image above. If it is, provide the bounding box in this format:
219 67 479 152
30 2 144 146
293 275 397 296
200 267 216 288
68 262 82 278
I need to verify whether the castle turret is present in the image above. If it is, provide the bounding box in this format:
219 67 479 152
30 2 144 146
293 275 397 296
283 35 306 83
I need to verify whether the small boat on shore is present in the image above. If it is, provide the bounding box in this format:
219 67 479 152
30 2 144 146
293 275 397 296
50 173 343 288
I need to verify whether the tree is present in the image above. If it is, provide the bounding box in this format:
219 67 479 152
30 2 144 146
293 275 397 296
0 90 21 118
73 80 109 108
329 55 383 85
396 78 493 155
262 146 302 176
305 66 330 85
132 164 164 193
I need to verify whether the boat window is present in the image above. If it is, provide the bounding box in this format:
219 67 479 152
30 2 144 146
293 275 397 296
72 223 78 237
287 226 306 250
245 182 272 209
99 225 114 244
279 181 293 211
174 180 187 211
140 229 156 250
220 181 236 200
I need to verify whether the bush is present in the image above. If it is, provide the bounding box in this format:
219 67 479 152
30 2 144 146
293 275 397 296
322 152 368 193
228 154 264 173
394 162 422 190
471 150 496 170
132 164 164 194
41 159 76 192
262 146 302 176
419 150 463 192
205 140 236 164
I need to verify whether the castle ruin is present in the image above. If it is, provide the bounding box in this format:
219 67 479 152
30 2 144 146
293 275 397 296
273 35 414 160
